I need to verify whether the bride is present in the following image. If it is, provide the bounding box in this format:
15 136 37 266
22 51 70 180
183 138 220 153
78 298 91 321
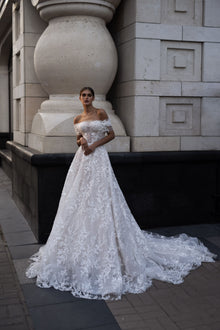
26 87 216 300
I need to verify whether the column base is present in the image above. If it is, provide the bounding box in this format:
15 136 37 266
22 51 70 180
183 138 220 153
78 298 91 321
28 105 130 152
28 133 130 153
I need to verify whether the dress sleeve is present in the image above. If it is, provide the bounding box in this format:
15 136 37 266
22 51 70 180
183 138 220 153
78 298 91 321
74 124 81 135
103 118 113 133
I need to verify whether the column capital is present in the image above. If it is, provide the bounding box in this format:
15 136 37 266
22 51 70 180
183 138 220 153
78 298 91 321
32 0 121 23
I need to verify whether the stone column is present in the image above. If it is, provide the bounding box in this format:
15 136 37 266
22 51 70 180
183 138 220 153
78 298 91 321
29 0 129 153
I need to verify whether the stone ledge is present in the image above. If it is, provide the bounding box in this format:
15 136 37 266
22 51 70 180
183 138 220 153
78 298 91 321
183 26 220 42
117 81 181 97
181 137 220 151
7 142 220 164
117 24 220 44
117 23 182 45
182 82 220 97
131 137 180 152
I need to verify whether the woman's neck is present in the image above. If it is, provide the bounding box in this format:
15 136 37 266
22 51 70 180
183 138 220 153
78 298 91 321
83 105 96 115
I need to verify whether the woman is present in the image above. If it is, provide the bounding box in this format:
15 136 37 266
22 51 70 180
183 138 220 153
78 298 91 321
73 87 115 156
26 87 216 300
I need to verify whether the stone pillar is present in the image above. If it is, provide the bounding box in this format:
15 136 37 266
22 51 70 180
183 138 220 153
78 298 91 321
29 0 129 153
0 31 11 136
12 0 48 147
114 0 220 152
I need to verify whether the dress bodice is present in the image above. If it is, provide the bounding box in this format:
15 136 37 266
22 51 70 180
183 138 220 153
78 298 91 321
74 119 112 145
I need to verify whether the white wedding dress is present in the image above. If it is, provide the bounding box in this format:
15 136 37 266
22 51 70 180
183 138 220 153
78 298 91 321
26 119 216 300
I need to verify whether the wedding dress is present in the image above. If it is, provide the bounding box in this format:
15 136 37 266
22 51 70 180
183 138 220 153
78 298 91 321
26 119 216 300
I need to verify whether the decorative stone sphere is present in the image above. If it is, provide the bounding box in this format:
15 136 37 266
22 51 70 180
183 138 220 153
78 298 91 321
34 16 118 95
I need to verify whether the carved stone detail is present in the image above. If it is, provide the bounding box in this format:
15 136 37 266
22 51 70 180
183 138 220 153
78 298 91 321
160 97 200 136
161 42 201 81
161 0 202 26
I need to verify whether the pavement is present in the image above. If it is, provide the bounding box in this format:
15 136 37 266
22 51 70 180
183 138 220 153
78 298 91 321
0 167 220 330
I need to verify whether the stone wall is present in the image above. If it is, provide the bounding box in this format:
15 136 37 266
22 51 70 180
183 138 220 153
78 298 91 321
0 0 12 144
113 0 220 152
9 0 220 153
12 0 47 146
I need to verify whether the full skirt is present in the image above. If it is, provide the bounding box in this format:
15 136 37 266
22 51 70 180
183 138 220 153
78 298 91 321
26 146 216 300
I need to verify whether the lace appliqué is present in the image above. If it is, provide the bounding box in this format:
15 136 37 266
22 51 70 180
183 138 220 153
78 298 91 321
26 119 216 300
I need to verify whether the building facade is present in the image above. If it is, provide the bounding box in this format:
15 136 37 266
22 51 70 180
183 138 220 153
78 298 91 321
0 0 220 242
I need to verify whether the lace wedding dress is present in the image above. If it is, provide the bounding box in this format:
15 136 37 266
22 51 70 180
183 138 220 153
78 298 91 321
26 119 216 300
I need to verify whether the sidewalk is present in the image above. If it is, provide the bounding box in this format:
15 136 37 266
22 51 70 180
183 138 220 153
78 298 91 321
0 167 220 330
0 168 120 330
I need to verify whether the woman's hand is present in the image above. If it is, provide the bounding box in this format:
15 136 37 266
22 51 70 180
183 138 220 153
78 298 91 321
83 129 115 156
80 137 95 156
83 144 96 156
80 137 87 148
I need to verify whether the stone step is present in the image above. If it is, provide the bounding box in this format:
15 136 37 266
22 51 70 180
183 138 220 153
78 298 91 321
0 142 13 179
0 149 12 163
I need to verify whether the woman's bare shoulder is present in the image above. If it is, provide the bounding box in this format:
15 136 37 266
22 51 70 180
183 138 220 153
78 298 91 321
74 115 82 124
97 109 108 121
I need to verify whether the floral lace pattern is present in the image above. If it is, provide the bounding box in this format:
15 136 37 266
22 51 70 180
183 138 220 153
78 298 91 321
26 119 216 300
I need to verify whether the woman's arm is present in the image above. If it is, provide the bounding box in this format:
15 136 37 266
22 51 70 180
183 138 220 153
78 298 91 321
84 130 115 156
76 134 83 146
74 115 84 146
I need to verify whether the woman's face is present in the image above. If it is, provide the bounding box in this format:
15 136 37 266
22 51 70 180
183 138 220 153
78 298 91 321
79 89 94 106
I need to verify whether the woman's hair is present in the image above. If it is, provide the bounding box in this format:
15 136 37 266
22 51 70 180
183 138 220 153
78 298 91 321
80 87 95 97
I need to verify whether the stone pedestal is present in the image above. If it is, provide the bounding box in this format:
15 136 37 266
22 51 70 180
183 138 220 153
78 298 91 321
8 141 220 243
29 0 129 153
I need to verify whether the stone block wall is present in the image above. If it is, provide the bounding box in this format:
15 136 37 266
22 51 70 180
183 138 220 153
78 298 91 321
0 0 12 144
12 0 47 146
113 0 220 152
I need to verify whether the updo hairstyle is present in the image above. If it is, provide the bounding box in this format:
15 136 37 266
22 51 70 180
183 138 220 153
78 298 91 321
80 87 95 97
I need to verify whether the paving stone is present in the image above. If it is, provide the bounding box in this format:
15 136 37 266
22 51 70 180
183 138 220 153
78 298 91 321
125 293 144 307
138 292 155 305
29 300 120 330
156 315 180 330
211 323 220 330
0 201 23 221
21 283 78 307
4 231 37 246
0 297 21 306
108 260 220 329
13 259 36 285
107 307 136 316
134 304 166 317
1 219 31 233
115 313 146 330
107 298 132 310
0 315 29 326
0 226 33 330
8 244 42 260
85 325 120 330
207 236 220 248
0 325 30 330
0 213 27 224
